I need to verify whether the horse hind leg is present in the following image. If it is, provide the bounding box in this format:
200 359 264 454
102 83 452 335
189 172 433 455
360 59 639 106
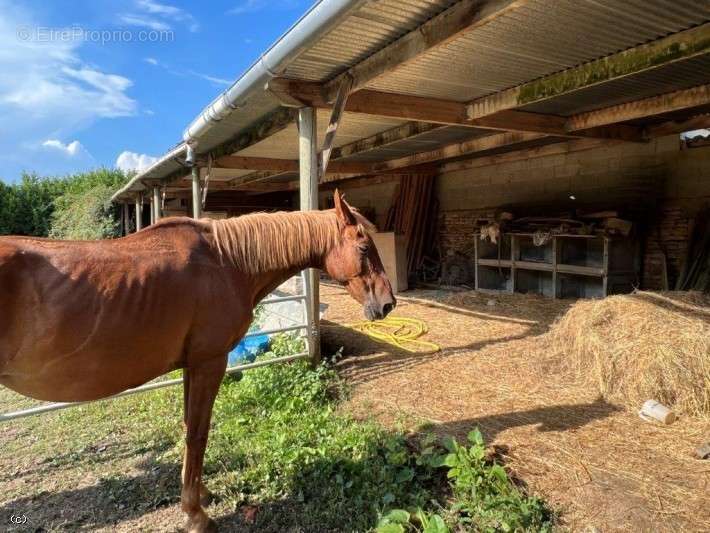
181 356 227 533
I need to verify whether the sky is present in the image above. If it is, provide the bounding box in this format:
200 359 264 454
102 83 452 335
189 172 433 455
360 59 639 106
0 0 312 182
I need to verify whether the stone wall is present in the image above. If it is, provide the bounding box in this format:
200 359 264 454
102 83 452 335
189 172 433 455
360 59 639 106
435 136 710 290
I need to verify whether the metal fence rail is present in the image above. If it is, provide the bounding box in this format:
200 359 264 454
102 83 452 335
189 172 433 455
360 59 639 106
0 273 314 423
0 352 308 422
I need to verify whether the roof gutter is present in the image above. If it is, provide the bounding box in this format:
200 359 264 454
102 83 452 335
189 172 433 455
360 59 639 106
182 0 365 148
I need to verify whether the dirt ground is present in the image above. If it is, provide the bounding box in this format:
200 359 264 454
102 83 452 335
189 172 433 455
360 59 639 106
1 283 708 532
320 283 710 533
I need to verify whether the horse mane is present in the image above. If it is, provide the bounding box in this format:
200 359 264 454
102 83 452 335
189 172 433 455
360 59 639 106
207 208 375 274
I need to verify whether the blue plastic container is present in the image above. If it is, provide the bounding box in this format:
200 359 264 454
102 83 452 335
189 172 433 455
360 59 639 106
228 334 270 366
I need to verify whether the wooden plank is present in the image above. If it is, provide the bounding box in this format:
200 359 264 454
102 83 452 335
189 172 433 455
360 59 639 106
556 264 604 277
367 132 548 174
320 76 353 178
323 0 528 100
330 122 445 160
215 155 370 174
212 107 298 159
567 84 710 132
468 23 710 120
268 78 645 140
647 112 710 138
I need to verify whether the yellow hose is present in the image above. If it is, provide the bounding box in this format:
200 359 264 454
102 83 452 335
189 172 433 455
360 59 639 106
347 316 440 353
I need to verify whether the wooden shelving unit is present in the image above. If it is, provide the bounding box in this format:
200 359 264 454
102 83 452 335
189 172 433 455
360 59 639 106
474 233 639 299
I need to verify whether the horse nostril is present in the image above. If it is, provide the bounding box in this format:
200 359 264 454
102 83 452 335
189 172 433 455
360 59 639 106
382 302 394 317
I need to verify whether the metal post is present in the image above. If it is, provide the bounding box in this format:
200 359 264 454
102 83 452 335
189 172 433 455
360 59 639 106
298 107 321 365
135 194 143 231
152 186 162 222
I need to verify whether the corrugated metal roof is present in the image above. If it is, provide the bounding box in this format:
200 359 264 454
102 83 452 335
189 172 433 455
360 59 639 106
194 0 456 155
282 0 459 81
366 0 710 101
114 0 710 200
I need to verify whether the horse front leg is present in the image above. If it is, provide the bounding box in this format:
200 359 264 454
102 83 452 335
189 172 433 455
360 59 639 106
181 356 227 533
182 369 212 508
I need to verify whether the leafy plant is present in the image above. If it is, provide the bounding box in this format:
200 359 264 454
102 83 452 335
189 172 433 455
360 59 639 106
0 168 128 239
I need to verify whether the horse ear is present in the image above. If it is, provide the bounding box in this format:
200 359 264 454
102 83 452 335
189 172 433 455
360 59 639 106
334 189 357 226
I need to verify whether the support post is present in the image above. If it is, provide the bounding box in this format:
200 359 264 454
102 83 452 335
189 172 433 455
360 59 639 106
152 186 162 222
122 202 130 235
299 107 321 365
191 166 202 219
134 194 143 231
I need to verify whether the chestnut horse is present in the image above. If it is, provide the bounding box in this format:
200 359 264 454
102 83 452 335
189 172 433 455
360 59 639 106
0 191 395 532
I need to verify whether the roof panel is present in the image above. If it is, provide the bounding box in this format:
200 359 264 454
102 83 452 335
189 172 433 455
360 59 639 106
367 0 710 101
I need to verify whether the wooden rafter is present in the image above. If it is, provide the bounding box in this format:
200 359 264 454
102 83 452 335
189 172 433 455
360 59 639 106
330 122 446 161
266 78 645 141
566 84 710 132
367 131 548 175
214 155 371 174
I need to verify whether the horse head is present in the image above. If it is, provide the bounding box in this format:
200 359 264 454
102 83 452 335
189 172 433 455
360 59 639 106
323 190 397 321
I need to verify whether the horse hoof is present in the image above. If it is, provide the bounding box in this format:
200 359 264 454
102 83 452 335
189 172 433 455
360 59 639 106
187 514 218 533
200 487 213 507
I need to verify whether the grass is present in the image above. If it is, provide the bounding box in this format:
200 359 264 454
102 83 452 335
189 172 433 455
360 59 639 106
1 335 552 532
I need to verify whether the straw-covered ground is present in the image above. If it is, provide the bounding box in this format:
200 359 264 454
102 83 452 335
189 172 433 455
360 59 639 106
321 284 710 532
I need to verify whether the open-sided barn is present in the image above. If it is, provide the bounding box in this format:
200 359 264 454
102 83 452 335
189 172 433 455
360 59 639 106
112 0 710 300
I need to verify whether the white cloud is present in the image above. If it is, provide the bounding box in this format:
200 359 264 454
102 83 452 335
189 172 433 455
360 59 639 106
42 139 87 157
119 14 171 31
115 151 159 172
144 56 231 87
121 0 199 33
187 70 232 86
0 1 137 179
227 0 300 15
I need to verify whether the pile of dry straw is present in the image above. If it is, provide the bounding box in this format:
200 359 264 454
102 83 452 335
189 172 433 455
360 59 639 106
548 290 710 418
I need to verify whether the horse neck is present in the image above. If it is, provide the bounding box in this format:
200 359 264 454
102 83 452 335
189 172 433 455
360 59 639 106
209 210 338 303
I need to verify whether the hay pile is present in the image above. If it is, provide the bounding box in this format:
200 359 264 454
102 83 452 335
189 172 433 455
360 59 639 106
549 291 710 417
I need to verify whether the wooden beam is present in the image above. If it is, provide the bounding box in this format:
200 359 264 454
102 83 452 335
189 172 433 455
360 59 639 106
320 75 353 178
566 84 710 132
214 155 371 174
211 107 298 159
361 131 549 176
267 78 645 141
467 23 710 120
323 0 527 100
330 121 445 160
648 113 710 138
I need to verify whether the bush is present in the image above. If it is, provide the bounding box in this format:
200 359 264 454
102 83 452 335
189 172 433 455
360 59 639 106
0 168 128 239
0 173 65 236
49 168 128 240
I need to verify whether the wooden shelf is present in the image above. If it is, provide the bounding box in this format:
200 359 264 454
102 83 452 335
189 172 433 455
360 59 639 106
474 231 639 299
478 258 512 267
513 260 553 272
556 264 605 277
